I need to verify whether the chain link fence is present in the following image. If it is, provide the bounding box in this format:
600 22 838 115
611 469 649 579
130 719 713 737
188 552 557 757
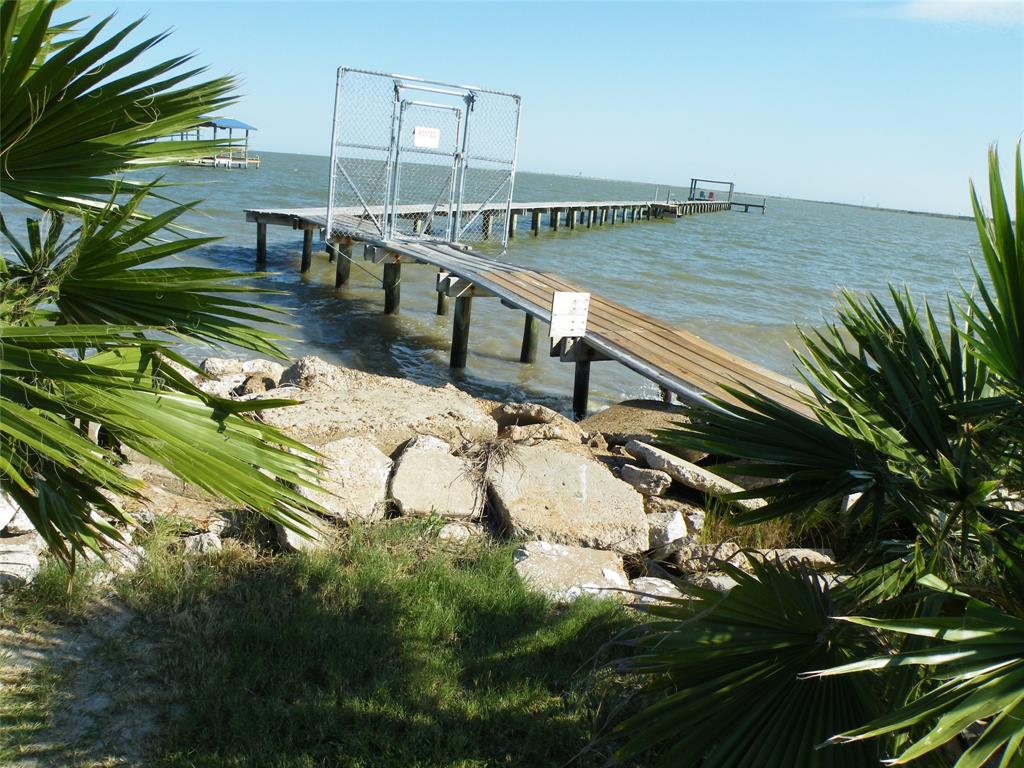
326 68 521 250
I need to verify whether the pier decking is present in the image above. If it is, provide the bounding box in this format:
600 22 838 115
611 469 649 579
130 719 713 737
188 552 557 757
244 201 811 420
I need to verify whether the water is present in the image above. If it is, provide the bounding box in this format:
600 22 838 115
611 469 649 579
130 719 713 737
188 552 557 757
133 151 983 413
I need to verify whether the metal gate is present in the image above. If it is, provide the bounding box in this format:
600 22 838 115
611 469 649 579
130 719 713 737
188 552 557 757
325 67 522 248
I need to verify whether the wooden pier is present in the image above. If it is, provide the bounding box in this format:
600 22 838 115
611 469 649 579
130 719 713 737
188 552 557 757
244 200 810 420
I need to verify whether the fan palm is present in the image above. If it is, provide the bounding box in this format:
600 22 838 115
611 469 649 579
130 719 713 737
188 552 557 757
606 147 1023 766
1 1 323 560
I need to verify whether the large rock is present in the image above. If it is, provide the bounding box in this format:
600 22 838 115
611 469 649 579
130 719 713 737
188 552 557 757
0 493 20 532
3 510 35 537
487 441 648 554
757 548 835 569
670 541 742 573
278 355 350 392
261 362 496 454
182 532 222 555
647 510 689 551
201 357 285 383
645 496 706 535
621 465 672 496
0 536 41 587
629 576 684 605
389 435 483 519
492 403 584 445
275 515 328 553
579 399 704 459
625 440 765 511
513 540 629 602
300 437 391 523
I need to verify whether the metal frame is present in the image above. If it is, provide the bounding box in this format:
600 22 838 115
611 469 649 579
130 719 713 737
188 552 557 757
326 67 521 248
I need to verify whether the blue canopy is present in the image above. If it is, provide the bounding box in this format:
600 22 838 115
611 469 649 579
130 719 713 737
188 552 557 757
198 116 257 131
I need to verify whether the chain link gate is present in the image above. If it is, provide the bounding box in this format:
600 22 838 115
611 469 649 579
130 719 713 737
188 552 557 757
325 68 521 250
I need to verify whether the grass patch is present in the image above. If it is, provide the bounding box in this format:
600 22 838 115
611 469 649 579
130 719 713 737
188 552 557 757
82 517 632 767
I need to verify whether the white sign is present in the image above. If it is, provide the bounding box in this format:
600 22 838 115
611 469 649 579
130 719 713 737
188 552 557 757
550 291 590 342
413 126 441 149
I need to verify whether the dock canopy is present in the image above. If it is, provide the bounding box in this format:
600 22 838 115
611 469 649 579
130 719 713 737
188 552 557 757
197 116 257 131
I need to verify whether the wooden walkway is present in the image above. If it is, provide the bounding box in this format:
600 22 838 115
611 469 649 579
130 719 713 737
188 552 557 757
244 203 811 420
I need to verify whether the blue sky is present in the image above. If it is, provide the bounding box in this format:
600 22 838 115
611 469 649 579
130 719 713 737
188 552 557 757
71 1 1023 214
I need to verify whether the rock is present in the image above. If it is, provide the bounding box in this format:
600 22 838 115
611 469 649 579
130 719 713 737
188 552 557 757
670 541 742 573
389 435 483 519
493 403 584 445
196 372 247 399
579 399 705 460
685 572 739 593
513 540 629 602
241 358 286 382
625 440 765 511
182 532 222 555
0 493 19 532
585 432 608 452
279 355 351 392
260 370 497 455
0 538 41 587
275 515 327 553
437 521 483 544
233 374 276 397
201 357 246 377
621 464 672 496
756 548 835 569
645 496 706 535
3 510 35 537
487 441 648 554
299 437 391 523
646 510 689 551
629 576 684 604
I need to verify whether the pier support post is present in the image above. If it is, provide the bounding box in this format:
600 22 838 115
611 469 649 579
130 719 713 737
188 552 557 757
531 209 542 236
567 208 576 229
551 209 560 231
335 238 352 288
519 314 539 363
450 296 473 369
327 242 338 263
383 262 401 314
256 222 267 268
508 213 518 238
482 211 494 240
413 216 424 234
609 207 616 225
572 360 591 421
436 291 449 316
587 208 595 228
300 228 313 273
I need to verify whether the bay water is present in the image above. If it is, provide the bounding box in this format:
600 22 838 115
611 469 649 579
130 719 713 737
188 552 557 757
161 151 981 413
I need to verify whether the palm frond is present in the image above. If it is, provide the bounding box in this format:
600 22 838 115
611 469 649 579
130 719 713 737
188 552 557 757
1 0 237 215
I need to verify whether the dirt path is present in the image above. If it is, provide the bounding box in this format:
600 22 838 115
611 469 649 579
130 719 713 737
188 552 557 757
0 600 163 767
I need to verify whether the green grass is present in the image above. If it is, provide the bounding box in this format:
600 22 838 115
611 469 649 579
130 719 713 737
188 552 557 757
3 518 635 767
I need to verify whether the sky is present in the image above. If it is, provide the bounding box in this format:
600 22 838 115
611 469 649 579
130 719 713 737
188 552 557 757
68 1 1023 215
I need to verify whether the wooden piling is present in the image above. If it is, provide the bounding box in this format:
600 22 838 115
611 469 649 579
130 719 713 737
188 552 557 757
335 238 352 288
508 213 518 238
450 296 473 369
519 314 538 364
300 228 313 273
551 208 561 231
531 209 542 235
572 360 591 421
256 222 267 268
327 242 338 263
587 208 595 228
482 211 493 240
383 261 401 314
436 291 449 316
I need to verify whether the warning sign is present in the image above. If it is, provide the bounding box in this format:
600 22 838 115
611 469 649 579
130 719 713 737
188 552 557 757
413 126 441 149
550 291 590 342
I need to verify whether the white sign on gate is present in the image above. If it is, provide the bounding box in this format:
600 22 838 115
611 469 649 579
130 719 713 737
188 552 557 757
413 126 441 149
550 291 590 342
